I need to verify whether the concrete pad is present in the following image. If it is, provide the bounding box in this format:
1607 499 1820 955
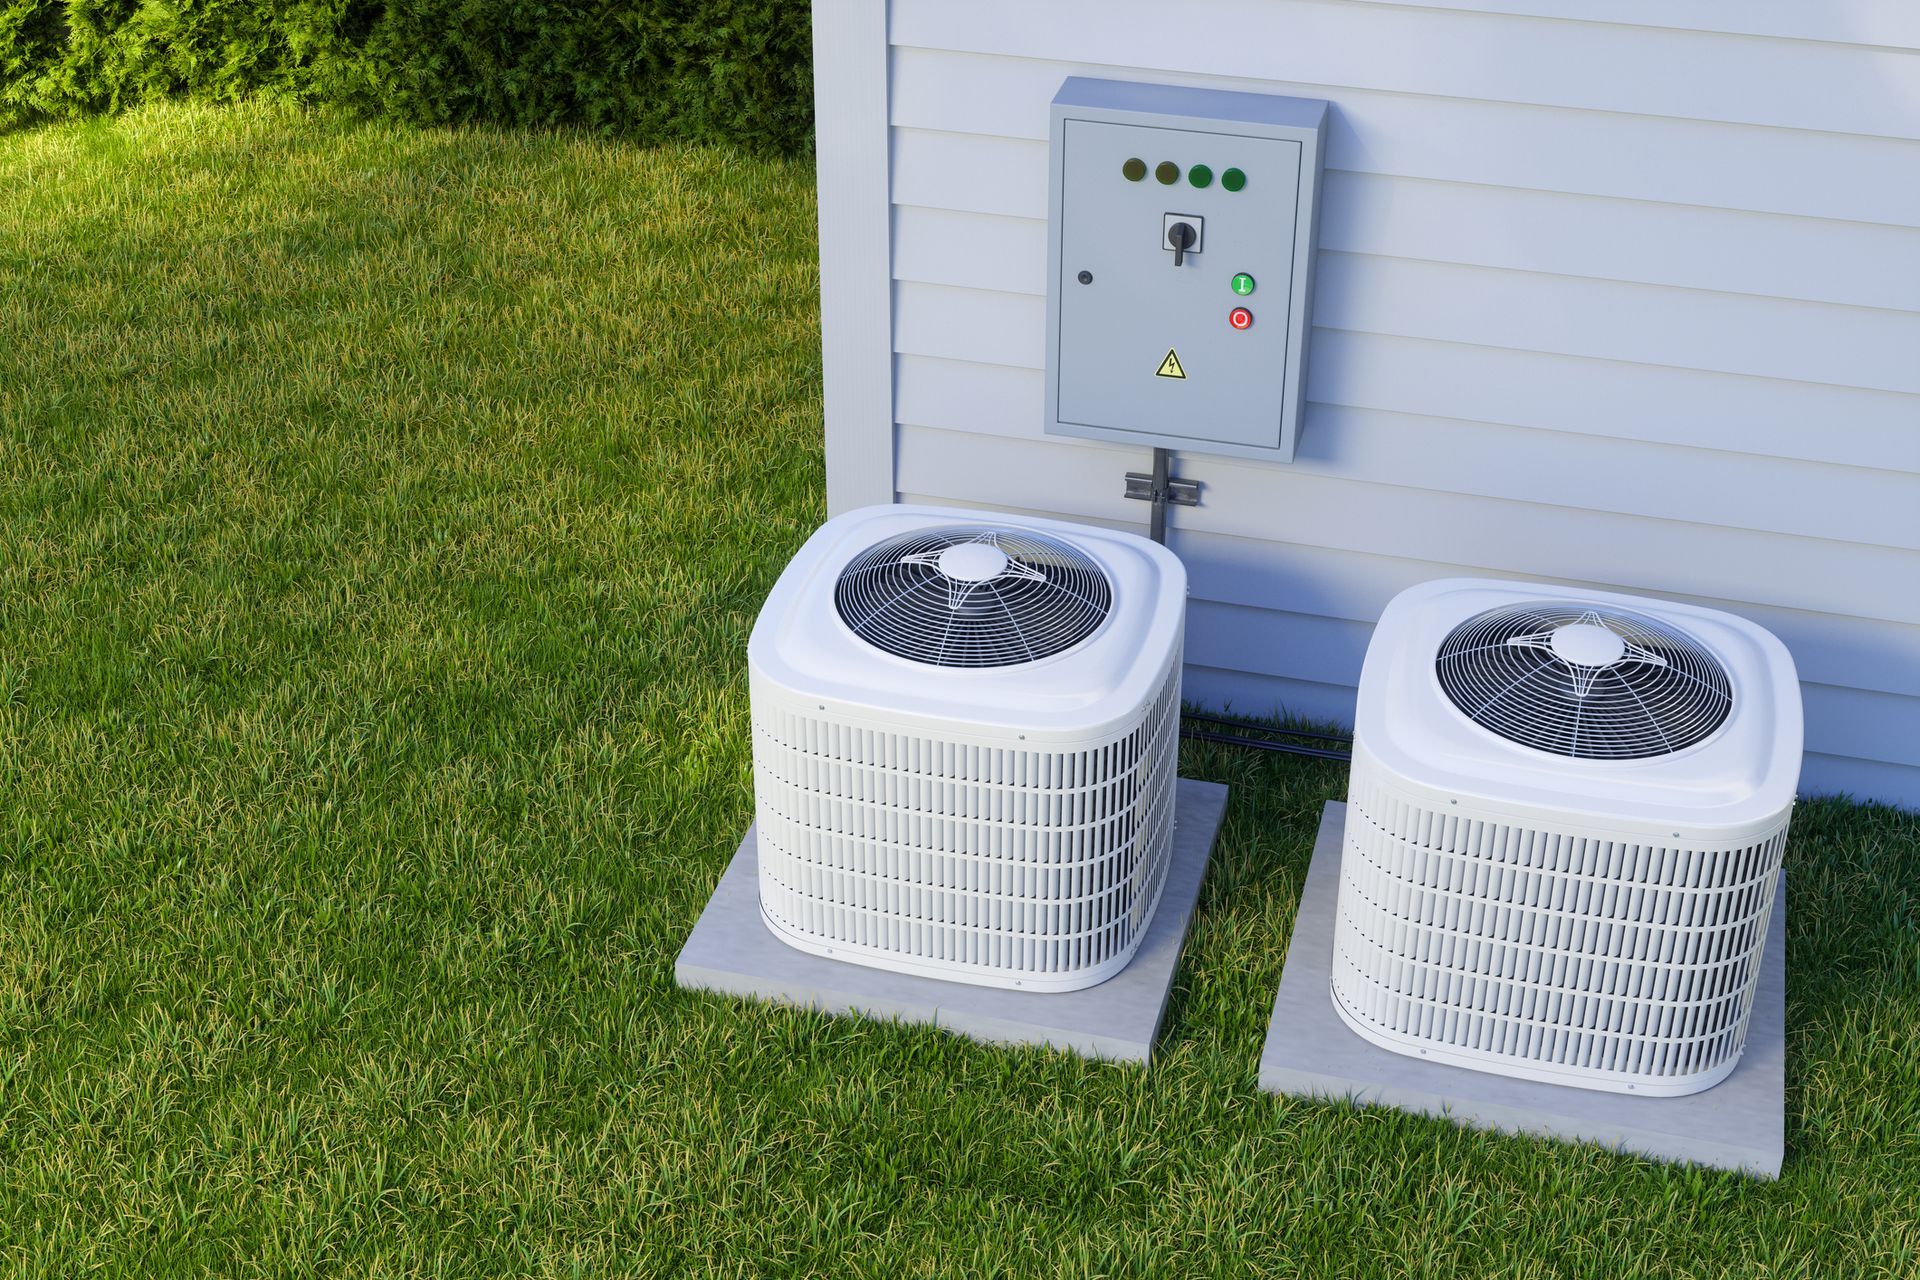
676 778 1229 1063
1259 802 1787 1178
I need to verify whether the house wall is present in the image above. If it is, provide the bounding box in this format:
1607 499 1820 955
813 0 1920 808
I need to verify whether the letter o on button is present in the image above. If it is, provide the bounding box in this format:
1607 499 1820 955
1229 307 1254 330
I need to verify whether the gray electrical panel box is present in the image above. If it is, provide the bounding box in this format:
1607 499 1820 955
1044 78 1327 462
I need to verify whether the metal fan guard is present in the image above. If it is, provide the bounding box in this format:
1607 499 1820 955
1435 603 1733 760
834 526 1114 668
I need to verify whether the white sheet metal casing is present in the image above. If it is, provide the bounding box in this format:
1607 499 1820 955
1045 77 1327 462
749 504 1187 992
1333 578 1803 1096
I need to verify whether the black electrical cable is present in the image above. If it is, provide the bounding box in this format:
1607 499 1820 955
1179 726 1350 762
1181 711 1351 745
1178 710 1355 762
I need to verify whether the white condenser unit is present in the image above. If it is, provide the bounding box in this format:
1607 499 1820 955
1332 579 1802 1096
748 504 1186 992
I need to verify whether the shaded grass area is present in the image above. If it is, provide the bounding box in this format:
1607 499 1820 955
0 102 1916 1277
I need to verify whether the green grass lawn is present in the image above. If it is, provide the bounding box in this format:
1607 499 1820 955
0 101 1916 1278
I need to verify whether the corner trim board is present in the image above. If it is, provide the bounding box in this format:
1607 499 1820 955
813 0 898 514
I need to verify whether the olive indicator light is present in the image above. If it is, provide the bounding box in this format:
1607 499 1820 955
1155 161 1180 185
1121 157 1147 182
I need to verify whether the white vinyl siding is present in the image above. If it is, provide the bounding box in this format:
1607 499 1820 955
844 0 1920 807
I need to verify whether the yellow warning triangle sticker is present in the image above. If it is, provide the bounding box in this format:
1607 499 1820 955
1155 349 1187 379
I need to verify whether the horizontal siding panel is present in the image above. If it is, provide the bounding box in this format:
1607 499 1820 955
1313 253 1920 397
1182 591 1920 710
894 491 1143 537
890 0 1920 140
895 358 1920 550
890 280 1920 475
1320 175 1920 316
1305 332 1920 476
894 490 1920 702
889 48 1920 227
1178 524 1635 626
1184 665 1360 728
894 183 1920 314
1185 666 1920 808
893 424 1920 627
1798 755 1920 809
894 253 1920 397
1330 1 1920 50
893 355 1041 439
1292 405 1920 549
892 345 1920 477
1187 605 1920 769
893 206 1046 298
894 281 1043 371
890 127 1048 219
1186 601 1373 689
1805 686 1920 769
1176 529 1920 701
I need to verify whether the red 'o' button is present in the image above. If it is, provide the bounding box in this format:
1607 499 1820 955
1229 307 1254 330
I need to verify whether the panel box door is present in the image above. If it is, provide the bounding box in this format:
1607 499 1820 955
1045 79 1327 463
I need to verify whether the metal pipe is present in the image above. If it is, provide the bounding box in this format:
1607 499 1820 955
1150 447 1169 544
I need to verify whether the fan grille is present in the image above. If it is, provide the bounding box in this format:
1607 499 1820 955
1435 604 1732 760
834 526 1112 668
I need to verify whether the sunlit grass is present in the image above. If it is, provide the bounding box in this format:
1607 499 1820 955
0 101 1914 1277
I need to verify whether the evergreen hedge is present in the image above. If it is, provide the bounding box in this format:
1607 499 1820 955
0 0 813 152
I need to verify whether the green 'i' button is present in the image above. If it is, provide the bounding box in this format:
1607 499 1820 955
1222 167 1247 192
1231 272 1256 296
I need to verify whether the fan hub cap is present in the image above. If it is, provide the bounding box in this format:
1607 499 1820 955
937 542 1010 582
1548 622 1627 667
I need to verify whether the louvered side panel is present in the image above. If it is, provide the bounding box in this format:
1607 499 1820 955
1329 760 1789 1095
753 652 1181 991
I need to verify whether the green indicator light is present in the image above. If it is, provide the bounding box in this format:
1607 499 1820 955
1155 161 1180 185
1121 157 1147 182
1231 272 1256 296
1222 167 1247 192
1188 163 1214 189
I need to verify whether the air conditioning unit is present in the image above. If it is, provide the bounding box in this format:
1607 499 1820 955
1331 579 1801 1096
749 504 1186 992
